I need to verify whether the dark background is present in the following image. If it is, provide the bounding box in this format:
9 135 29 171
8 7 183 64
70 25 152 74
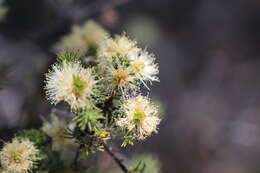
1 0 260 172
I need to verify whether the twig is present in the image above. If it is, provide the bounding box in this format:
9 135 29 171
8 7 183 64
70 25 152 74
103 143 129 173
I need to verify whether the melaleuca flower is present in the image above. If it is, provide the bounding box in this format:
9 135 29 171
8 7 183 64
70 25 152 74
104 64 137 96
116 95 161 140
54 25 89 54
0 138 39 173
54 20 109 54
98 34 140 59
42 114 76 151
45 61 96 110
129 51 159 86
81 20 109 48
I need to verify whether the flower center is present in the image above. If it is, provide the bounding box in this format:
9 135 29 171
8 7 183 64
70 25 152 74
133 111 146 124
73 75 88 97
11 151 22 164
133 60 145 73
112 69 129 86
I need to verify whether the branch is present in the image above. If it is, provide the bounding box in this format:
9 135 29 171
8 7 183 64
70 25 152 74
103 143 129 173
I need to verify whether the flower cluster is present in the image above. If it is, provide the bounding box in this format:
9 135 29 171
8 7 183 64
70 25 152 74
97 34 159 95
45 28 161 148
0 20 162 173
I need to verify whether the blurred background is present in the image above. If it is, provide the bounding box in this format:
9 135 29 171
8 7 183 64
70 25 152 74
1 0 260 172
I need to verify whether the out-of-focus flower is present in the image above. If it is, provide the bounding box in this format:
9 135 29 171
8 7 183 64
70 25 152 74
45 61 96 110
0 138 39 173
116 95 160 140
81 20 109 48
42 114 76 151
54 26 88 54
54 20 109 54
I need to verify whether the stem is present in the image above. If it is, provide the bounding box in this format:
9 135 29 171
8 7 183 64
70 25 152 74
103 143 129 173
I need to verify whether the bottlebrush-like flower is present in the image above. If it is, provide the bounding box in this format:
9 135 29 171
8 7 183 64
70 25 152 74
116 95 161 140
98 34 140 59
104 64 136 96
45 61 96 110
129 51 159 86
0 138 39 173
42 114 76 151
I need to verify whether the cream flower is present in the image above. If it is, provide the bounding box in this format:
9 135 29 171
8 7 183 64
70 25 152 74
129 51 159 86
54 25 89 54
45 61 96 110
81 20 109 48
98 34 140 59
42 113 76 151
54 20 109 54
116 95 160 140
103 64 136 96
0 138 39 173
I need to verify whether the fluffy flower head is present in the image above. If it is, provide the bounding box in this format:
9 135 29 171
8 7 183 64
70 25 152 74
103 64 136 96
45 61 96 109
0 138 39 173
129 51 159 84
98 34 140 59
116 95 160 140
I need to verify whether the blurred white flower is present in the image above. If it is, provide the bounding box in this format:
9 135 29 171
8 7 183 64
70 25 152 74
42 113 76 151
54 20 109 54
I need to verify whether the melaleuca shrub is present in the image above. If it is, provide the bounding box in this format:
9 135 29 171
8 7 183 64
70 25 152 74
0 21 162 173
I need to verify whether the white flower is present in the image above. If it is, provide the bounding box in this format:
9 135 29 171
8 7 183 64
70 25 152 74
45 61 96 110
103 64 136 96
54 20 109 54
81 20 109 48
42 113 76 151
129 51 159 86
98 34 140 59
54 25 89 54
116 95 160 140
0 138 39 173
